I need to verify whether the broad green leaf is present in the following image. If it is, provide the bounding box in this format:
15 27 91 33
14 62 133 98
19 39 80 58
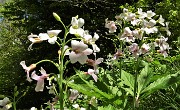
73 69 114 99
67 82 102 99
121 70 134 91
137 63 153 96
141 71 180 98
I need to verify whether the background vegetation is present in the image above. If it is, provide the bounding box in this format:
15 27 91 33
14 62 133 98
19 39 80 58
0 0 179 109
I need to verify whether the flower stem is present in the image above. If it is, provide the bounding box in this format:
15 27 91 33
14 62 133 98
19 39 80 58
133 58 139 109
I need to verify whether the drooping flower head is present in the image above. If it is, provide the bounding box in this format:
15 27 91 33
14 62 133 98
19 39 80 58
28 34 44 51
31 67 49 92
20 61 36 82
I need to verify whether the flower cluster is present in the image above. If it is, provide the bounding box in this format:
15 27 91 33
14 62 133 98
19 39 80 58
68 16 103 81
20 15 103 94
105 8 171 58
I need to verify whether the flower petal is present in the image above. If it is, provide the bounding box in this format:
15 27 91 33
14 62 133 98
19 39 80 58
77 54 88 64
95 58 103 65
35 79 44 92
48 36 57 44
83 48 93 55
69 52 79 63
31 71 40 81
47 30 62 37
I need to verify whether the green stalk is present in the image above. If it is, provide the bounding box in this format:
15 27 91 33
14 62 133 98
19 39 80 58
58 28 69 110
133 58 139 109
13 96 16 110
59 58 64 110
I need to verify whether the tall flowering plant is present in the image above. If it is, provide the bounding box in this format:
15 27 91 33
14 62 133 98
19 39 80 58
19 14 103 110
104 8 180 109
12 8 179 110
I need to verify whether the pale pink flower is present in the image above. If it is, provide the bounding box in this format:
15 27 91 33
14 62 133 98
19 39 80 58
157 49 168 58
69 89 79 102
86 58 103 71
120 27 135 42
113 49 124 60
140 43 150 54
20 61 36 82
154 36 169 50
132 28 144 40
87 69 98 82
31 67 49 92
105 18 117 33
129 43 140 58
69 40 93 64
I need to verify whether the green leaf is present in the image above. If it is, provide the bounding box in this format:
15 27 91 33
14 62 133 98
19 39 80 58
67 82 102 99
121 70 134 91
141 71 180 98
98 104 116 110
137 63 153 96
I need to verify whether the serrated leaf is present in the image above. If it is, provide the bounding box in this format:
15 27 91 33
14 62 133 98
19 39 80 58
121 70 134 91
141 71 180 98
137 63 153 96
67 82 102 98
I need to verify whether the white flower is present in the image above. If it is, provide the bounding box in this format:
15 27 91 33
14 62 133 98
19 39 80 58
46 85 55 95
143 19 158 34
137 8 147 19
72 104 79 109
158 15 165 26
30 107 37 110
39 30 61 44
146 10 156 19
83 32 100 52
165 22 171 36
69 40 93 64
70 17 85 37
105 19 117 33
0 97 11 110
132 28 144 40
120 27 135 42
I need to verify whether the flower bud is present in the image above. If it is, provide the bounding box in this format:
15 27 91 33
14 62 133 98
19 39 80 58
53 12 61 21
28 64 36 71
